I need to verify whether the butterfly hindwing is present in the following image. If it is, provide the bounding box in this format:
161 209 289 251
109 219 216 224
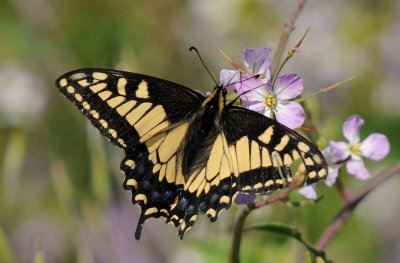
222 107 327 194
173 132 235 237
55 68 204 149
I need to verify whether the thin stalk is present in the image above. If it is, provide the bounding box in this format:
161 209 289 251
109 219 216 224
297 76 356 103
271 0 307 76
315 163 400 250
230 204 255 263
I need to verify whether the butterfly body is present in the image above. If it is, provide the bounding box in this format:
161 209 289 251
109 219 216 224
56 68 327 240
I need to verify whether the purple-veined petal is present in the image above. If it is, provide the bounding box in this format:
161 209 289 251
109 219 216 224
234 192 256 204
343 115 364 144
220 69 238 92
274 101 305 129
235 75 265 102
298 184 318 200
346 159 371 180
262 107 274 119
322 145 340 163
243 48 272 75
360 133 390 160
242 100 266 114
329 141 351 161
273 73 303 100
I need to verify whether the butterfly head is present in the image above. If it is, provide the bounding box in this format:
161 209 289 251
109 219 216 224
202 85 227 112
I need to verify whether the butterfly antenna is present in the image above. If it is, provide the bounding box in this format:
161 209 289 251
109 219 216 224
190 47 218 86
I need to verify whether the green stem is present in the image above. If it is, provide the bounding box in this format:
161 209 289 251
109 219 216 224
230 204 254 263
230 181 302 263
297 76 356 103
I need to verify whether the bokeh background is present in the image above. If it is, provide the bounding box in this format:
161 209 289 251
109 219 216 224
0 0 399 262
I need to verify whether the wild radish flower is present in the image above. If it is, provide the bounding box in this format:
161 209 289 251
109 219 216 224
329 115 390 180
236 73 305 129
220 48 305 129
299 115 390 199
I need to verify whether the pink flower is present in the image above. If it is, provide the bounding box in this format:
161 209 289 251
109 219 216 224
220 48 305 129
330 115 390 180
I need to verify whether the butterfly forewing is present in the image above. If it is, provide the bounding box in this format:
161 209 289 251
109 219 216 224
55 68 204 148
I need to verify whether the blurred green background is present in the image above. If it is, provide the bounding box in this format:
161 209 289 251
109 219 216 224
0 0 399 262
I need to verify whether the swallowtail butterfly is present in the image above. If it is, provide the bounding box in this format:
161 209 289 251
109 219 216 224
56 68 327 239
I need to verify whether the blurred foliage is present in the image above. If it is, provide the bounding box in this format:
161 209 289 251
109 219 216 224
0 0 399 262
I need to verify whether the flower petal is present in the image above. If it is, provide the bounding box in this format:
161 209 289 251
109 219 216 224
360 133 390 160
242 100 266 114
220 69 238 92
346 160 371 180
343 115 364 144
329 141 351 161
234 192 256 204
274 101 305 129
243 48 272 75
273 73 303 100
298 185 318 200
325 166 340 186
235 75 266 102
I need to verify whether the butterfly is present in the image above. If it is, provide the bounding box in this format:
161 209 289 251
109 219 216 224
56 68 327 240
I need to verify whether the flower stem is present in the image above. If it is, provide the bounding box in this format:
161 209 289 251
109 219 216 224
229 181 302 263
271 0 307 76
315 163 400 250
230 204 254 263
297 76 356 103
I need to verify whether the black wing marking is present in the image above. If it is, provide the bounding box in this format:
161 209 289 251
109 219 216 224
222 106 328 194
55 68 203 149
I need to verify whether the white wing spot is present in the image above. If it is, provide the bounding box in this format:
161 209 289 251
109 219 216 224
92 72 108 80
70 72 87 80
59 78 68 87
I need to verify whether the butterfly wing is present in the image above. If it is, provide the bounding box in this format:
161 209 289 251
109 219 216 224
56 68 204 239
222 106 328 194
55 68 204 148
